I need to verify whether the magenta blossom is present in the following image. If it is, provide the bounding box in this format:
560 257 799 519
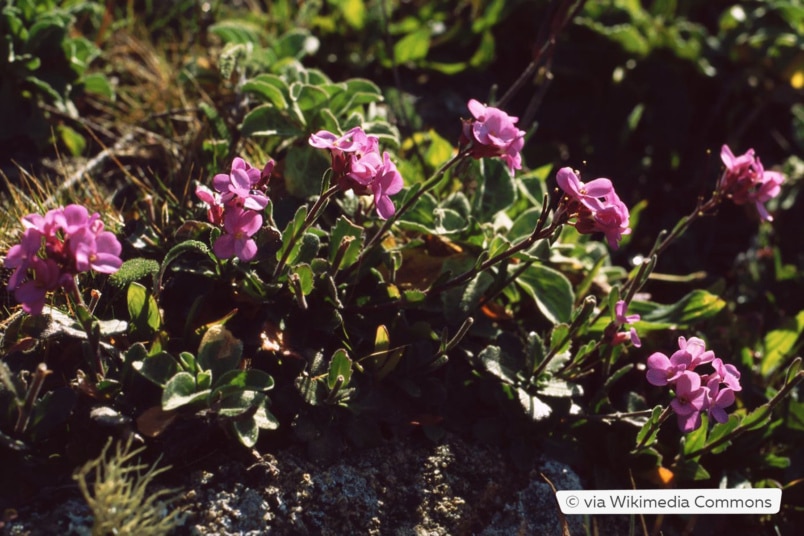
367 152 404 219
646 349 692 386
198 157 273 262
4 205 122 314
212 157 270 211
461 99 526 174
213 208 262 262
719 144 785 221
556 168 613 211
308 127 403 219
708 357 742 392
703 377 735 424
195 185 225 225
612 300 641 347
677 336 715 369
645 336 741 432
557 168 631 249
671 371 706 433
13 258 63 315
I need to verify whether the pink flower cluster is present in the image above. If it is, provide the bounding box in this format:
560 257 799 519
4 205 123 315
612 300 641 347
460 99 525 174
196 157 273 262
719 144 784 221
646 336 741 432
309 127 403 219
556 168 632 249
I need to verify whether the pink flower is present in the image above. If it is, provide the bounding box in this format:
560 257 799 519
703 377 735 424
70 227 124 274
213 208 262 262
309 127 403 219
4 204 122 314
677 336 714 369
646 349 692 386
556 168 613 211
213 157 270 211
461 99 526 174
719 144 785 221
646 336 741 433
670 371 706 432
14 258 63 315
196 185 225 225
613 300 641 347
709 357 742 392
558 168 631 249
579 190 631 249
4 228 43 289
368 153 404 219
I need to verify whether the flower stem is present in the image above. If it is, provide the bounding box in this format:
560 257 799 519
350 148 471 271
429 193 554 295
273 184 342 279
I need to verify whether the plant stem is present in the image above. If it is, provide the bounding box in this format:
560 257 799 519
350 148 471 272
429 193 554 295
273 184 341 279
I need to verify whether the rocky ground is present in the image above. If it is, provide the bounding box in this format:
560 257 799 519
2 432 633 535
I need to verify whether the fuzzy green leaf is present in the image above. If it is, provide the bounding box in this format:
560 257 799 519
162 372 209 411
515 264 575 324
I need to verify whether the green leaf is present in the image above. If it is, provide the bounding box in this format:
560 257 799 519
394 28 430 63
162 372 209 411
291 83 329 112
469 31 497 68
674 459 710 481
254 400 280 430
332 0 366 29
515 264 575 324
706 414 740 454
159 240 215 285
109 258 159 288
82 72 114 101
291 263 314 295
508 207 543 242
241 104 304 137
284 144 330 198
682 413 708 457
635 405 664 448
478 346 517 384
327 349 353 390
276 205 308 267
126 282 161 334
242 74 289 109
210 20 264 45
329 216 363 271
476 159 516 219
218 391 265 417
517 388 552 421
231 415 259 447
132 351 179 388
28 387 76 441
639 289 726 325
741 405 772 431
213 369 275 398
57 124 85 156
760 310 804 377
274 29 319 60
197 325 243 383
442 271 494 317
